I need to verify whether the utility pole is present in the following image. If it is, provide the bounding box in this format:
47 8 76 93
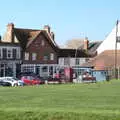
115 20 119 79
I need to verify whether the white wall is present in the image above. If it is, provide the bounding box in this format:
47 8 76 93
58 57 86 66
97 22 120 54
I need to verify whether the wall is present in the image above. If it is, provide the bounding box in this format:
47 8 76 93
93 70 106 81
58 57 86 66
97 23 120 54
23 33 58 64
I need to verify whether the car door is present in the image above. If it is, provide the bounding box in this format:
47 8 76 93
22 76 29 85
30 76 36 85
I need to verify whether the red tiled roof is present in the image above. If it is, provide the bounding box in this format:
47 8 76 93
82 50 120 70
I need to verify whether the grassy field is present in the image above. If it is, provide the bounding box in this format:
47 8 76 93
0 80 120 120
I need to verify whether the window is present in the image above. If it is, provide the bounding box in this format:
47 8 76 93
22 65 34 72
32 53 37 61
0 48 2 59
75 58 80 65
16 48 21 59
41 40 45 46
50 53 54 60
42 66 48 72
25 52 29 60
64 58 70 65
13 49 17 59
3 48 7 59
7 49 12 59
43 55 49 61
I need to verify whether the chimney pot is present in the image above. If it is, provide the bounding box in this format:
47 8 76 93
84 37 89 50
44 25 50 33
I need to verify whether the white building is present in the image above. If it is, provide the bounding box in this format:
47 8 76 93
97 21 120 54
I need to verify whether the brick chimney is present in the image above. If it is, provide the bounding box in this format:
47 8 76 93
50 32 55 40
7 23 14 43
84 37 89 50
44 25 50 33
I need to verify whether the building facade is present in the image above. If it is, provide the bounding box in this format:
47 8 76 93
1 23 94 77
0 43 21 77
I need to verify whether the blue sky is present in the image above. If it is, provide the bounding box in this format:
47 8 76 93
0 0 120 46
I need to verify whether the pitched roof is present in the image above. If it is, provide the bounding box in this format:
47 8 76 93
82 50 120 70
88 41 102 53
97 21 120 54
14 28 40 49
14 28 59 50
72 41 102 56
58 48 92 57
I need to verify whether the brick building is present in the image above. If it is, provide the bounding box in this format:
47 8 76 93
0 23 95 77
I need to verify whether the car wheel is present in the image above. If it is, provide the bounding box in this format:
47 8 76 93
13 83 18 87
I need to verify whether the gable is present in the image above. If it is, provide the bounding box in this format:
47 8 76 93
97 22 120 54
14 35 19 43
26 31 58 52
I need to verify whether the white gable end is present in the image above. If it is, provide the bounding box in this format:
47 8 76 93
97 22 120 54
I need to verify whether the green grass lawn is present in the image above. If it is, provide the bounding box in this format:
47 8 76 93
0 80 120 120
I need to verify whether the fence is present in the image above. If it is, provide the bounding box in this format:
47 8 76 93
105 67 120 80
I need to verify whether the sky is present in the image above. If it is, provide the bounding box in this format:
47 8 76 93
0 0 120 46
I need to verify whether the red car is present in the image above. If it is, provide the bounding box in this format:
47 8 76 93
21 76 44 85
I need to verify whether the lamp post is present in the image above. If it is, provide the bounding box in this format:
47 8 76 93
75 46 81 65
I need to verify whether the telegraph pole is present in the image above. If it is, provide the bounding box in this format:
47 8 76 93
115 20 119 79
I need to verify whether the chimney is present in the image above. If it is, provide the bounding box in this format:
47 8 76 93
7 23 14 43
44 25 50 33
50 32 55 40
84 37 89 50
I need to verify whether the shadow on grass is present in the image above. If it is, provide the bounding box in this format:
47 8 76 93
0 111 120 120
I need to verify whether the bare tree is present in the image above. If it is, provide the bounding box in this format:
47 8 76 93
65 38 84 49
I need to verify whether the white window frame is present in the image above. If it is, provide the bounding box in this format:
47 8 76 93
25 52 29 60
64 58 70 66
50 53 54 60
41 40 45 46
32 53 37 61
7 48 13 59
16 48 21 59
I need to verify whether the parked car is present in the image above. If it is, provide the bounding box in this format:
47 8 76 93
82 72 96 83
20 75 44 85
82 76 96 83
40 76 61 84
0 77 24 86
0 80 11 86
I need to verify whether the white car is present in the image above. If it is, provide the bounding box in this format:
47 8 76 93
0 77 24 86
